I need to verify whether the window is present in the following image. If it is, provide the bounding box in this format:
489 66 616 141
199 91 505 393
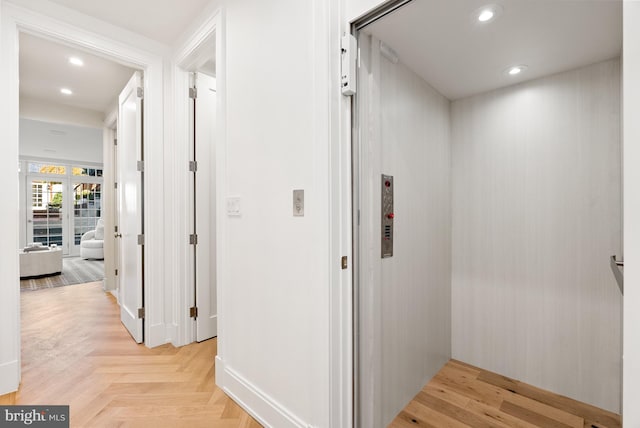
28 163 66 175
73 183 102 245
73 167 103 177
30 180 64 247
31 183 44 209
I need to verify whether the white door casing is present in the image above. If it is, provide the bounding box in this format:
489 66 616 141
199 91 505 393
118 71 144 344
195 72 218 342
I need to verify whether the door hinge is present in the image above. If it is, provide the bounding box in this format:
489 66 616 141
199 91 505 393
137 161 144 172
341 34 357 96
137 307 145 319
341 256 348 270
115 225 118 233
137 87 144 98
190 306 198 318
114 138 118 146
137 234 145 245
114 182 118 189
189 87 198 99
115 269 118 276
189 234 198 245
189 160 198 172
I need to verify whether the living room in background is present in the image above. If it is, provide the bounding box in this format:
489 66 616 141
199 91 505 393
21 160 103 256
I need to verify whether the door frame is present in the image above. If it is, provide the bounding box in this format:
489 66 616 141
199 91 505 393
171 10 221 348
0 0 166 394
103 109 118 298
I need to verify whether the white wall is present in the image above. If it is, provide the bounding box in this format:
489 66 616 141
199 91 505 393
20 95 105 129
623 1 640 425
357 34 451 427
20 118 103 164
451 59 622 412
212 0 334 426
0 0 21 396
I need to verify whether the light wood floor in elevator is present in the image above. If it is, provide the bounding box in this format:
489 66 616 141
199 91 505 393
389 359 621 428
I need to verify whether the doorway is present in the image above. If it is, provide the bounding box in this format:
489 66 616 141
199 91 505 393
0 3 168 395
352 1 623 426
17 31 144 343
173 28 219 346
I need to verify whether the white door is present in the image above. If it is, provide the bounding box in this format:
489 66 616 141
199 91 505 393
118 72 144 343
194 72 217 342
113 134 121 297
27 178 66 252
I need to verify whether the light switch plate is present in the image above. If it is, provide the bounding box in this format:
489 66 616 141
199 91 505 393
226 196 241 216
293 189 304 217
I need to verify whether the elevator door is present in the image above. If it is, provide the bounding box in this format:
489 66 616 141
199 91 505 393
356 32 452 427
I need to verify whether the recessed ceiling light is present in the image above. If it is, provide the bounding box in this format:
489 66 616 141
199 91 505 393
505 65 528 76
60 88 73 95
473 4 503 24
69 57 84 66
478 9 494 22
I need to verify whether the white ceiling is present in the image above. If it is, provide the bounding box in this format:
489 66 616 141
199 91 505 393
365 0 622 100
19 32 137 116
44 0 213 45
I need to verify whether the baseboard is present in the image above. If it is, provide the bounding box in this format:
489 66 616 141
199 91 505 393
215 356 309 428
109 289 118 303
0 360 20 396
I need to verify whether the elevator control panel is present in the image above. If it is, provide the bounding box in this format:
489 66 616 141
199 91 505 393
381 174 394 258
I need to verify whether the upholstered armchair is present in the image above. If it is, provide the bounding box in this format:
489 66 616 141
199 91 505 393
80 218 104 259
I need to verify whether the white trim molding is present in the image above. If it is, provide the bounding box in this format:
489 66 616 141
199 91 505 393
0 360 20 395
215 357 309 428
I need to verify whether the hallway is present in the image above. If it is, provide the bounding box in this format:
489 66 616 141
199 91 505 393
0 282 261 427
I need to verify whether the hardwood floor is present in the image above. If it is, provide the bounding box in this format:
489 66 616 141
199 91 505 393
2 282 623 427
0 282 261 428
389 359 621 428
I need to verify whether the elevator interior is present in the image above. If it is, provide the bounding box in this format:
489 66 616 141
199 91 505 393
353 1 623 426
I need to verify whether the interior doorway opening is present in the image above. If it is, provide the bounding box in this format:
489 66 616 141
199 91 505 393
16 29 146 345
177 31 219 345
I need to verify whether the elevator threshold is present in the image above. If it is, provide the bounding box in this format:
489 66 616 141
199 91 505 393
389 359 620 428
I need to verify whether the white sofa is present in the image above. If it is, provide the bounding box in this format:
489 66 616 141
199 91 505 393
80 219 104 260
20 246 63 278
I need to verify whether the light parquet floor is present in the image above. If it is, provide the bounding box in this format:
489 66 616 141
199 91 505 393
389 359 622 428
0 281 261 428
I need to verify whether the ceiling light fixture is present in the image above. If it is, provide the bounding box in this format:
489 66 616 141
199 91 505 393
473 4 503 24
60 88 73 95
478 9 494 22
69 57 84 66
505 65 528 76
